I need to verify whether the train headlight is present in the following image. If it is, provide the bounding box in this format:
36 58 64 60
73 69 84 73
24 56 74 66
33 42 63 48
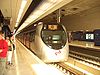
48 45 52 48
62 46 64 48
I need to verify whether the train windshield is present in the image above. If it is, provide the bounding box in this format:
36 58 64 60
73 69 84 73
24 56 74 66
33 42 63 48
52 35 61 41
41 24 67 50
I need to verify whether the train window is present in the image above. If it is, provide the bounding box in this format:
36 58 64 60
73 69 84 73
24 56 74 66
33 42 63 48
52 35 61 40
30 32 35 42
41 24 67 49
52 41 58 43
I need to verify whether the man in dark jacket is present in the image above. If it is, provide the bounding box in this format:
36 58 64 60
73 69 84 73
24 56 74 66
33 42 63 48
0 31 8 75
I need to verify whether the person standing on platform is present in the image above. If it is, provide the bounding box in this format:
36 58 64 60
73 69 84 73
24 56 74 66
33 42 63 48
6 37 13 65
11 35 15 51
0 31 8 75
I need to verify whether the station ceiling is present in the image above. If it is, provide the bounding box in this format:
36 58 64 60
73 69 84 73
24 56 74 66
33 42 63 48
0 0 100 33
0 0 32 31
41 0 100 23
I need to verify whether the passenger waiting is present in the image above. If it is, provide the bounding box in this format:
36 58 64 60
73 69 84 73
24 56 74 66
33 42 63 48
6 37 13 65
0 31 8 75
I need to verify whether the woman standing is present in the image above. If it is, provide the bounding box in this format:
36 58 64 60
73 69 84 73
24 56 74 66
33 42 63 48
0 31 8 75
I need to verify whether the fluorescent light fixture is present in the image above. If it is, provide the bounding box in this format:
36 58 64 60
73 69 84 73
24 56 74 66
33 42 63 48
47 0 58 3
16 9 23 22
20 0 27 9
15 0 27 27
22 1 56 26
32 9 44 15
25 10 44 23
25 15 38 23
17 22 29 32
20 23 28 29
17 0 73 33
15 23 18 27
38 2 53 10
29 14 39 19
25 18 33 23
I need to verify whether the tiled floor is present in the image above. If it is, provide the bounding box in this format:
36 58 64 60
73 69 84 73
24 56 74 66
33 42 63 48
69 40 100 50
6 39 45 75
6 39 65 75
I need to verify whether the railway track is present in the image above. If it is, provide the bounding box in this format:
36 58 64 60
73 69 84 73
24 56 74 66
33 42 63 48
69 50 100 68
48 61 95 75
48 63 76 75
47 50 100 75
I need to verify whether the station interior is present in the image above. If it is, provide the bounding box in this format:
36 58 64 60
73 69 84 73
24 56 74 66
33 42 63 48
0 0 100 75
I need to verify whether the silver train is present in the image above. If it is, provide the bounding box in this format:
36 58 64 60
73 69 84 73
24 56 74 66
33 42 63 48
17 22 69 63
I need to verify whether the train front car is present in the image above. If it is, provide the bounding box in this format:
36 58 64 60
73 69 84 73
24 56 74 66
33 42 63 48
35 23 69 63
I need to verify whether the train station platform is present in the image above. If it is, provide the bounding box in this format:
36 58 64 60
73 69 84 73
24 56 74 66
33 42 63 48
6 39 64 75
69 40 100 50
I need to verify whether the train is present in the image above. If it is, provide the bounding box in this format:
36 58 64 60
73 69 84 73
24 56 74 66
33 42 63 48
17 22 69 63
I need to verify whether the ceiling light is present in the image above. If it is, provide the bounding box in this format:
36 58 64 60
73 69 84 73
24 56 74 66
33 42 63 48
47 0 58 3
32 10 44 15
25 15 38 23
20 0 27 9
38 2 52 10
17 23 28 32
17 0 59 31
17 0 73 33
16 9 23 22
15 23 18 27
16 0 27 26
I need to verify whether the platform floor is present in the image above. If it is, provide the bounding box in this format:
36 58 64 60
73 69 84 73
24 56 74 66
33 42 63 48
6 40 65 75
69 40 100 50
6 39 45 75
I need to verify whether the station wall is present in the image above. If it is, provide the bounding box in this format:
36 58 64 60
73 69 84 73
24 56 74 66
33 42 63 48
62 6 100 31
